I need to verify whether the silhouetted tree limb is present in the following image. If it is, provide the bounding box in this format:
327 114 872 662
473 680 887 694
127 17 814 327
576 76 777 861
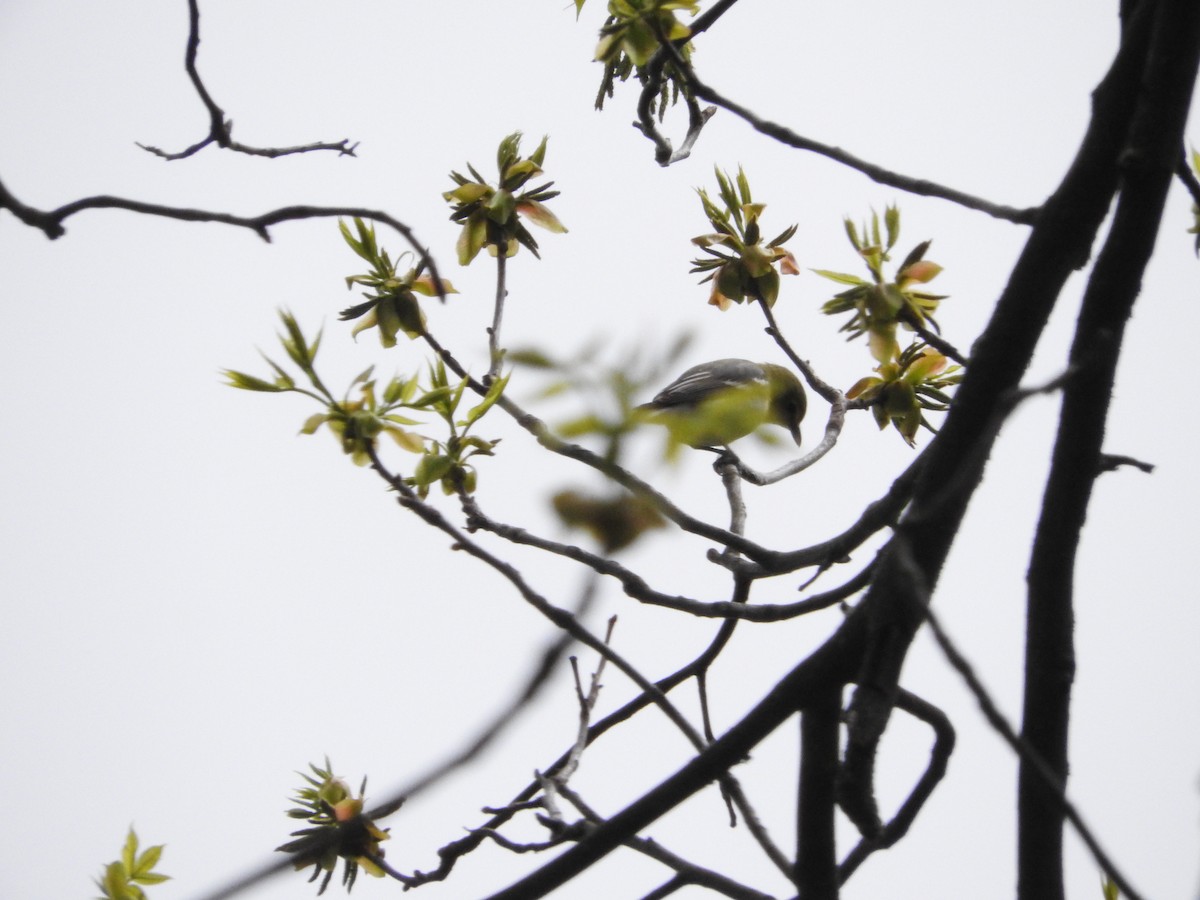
796 689 841 899
137 0 357 160
837 688 955 882
1020 3 1200 899
640 37 1039 224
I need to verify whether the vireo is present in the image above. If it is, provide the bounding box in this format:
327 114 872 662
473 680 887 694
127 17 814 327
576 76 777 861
638 359 807 449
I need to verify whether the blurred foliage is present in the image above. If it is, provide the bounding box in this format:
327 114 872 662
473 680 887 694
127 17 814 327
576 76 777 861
690 166 799 309
94 828 169 900
552 488 666 551
277 759 390 895
510 332 692 464
512 335 688 549
443 132 567 266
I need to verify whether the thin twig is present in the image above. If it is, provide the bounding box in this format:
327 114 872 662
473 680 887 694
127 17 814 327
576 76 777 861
488 251 509 380
138 0 356 160
461 490 870 618
655 42 1038 224
923 603 1147 900
556 785 778 900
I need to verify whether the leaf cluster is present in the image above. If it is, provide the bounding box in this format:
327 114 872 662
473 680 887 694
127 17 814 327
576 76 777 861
690 166 799 309
277 759 391 895
815 206 946 364
591 0 697 118
594 0 697 68
443 132 567 266
94 828 169 900
223 312 505 483
337 217 457 348
404 359 507 498
847 342 963 446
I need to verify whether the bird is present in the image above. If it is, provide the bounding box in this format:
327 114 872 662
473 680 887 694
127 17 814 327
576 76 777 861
637 358 807 449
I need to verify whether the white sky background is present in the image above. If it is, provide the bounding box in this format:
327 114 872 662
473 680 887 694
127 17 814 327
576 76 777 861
1 1 1198 899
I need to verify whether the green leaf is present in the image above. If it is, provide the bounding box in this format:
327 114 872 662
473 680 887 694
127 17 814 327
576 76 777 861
223 370 287 392
385 427 426 453
443 182 491 205
413 453 454 485
556 414 608 438
411 385 456 409
843 217 861 249
457 216 488 266
300 413 330 435
755 268 780 307
122 829 138 874
884 205 900 249
529 134 549 167
131 843 164 878
463 373 510 427
101 861 131 900
811 269 866 286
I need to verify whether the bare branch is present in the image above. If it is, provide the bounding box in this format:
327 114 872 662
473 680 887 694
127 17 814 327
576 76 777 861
555 785 777 900
1020 6 1200 896
460 489 873 619
139 0 357 160
924 604 1148 900
647 40 1038 223
838 688 955 882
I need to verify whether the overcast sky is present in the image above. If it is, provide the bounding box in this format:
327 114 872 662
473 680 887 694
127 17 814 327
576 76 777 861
1 2 1198 899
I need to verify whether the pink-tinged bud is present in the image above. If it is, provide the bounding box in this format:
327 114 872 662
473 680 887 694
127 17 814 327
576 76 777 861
900 260 942 285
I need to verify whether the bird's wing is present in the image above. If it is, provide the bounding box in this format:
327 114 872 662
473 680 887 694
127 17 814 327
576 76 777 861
649 359 763 408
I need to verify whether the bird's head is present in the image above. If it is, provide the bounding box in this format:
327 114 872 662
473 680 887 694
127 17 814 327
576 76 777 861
761 364 807 446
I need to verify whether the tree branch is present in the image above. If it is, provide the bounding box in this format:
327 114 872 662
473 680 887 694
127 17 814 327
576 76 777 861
138 0 357 160
796 688 841 898
924 605 1148 900
648 41 1038 223
1019 3 1200 898
837 688 955 882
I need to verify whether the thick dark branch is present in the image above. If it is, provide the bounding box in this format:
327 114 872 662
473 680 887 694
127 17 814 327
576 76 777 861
479 615 867 900
837 689 955 882
370 453 796 884
794 0 1162 879
796 689 841 899
1019 4 1200 899
138 0 357 160
407 579 782 891
556 786 779 900
836 539 928 839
